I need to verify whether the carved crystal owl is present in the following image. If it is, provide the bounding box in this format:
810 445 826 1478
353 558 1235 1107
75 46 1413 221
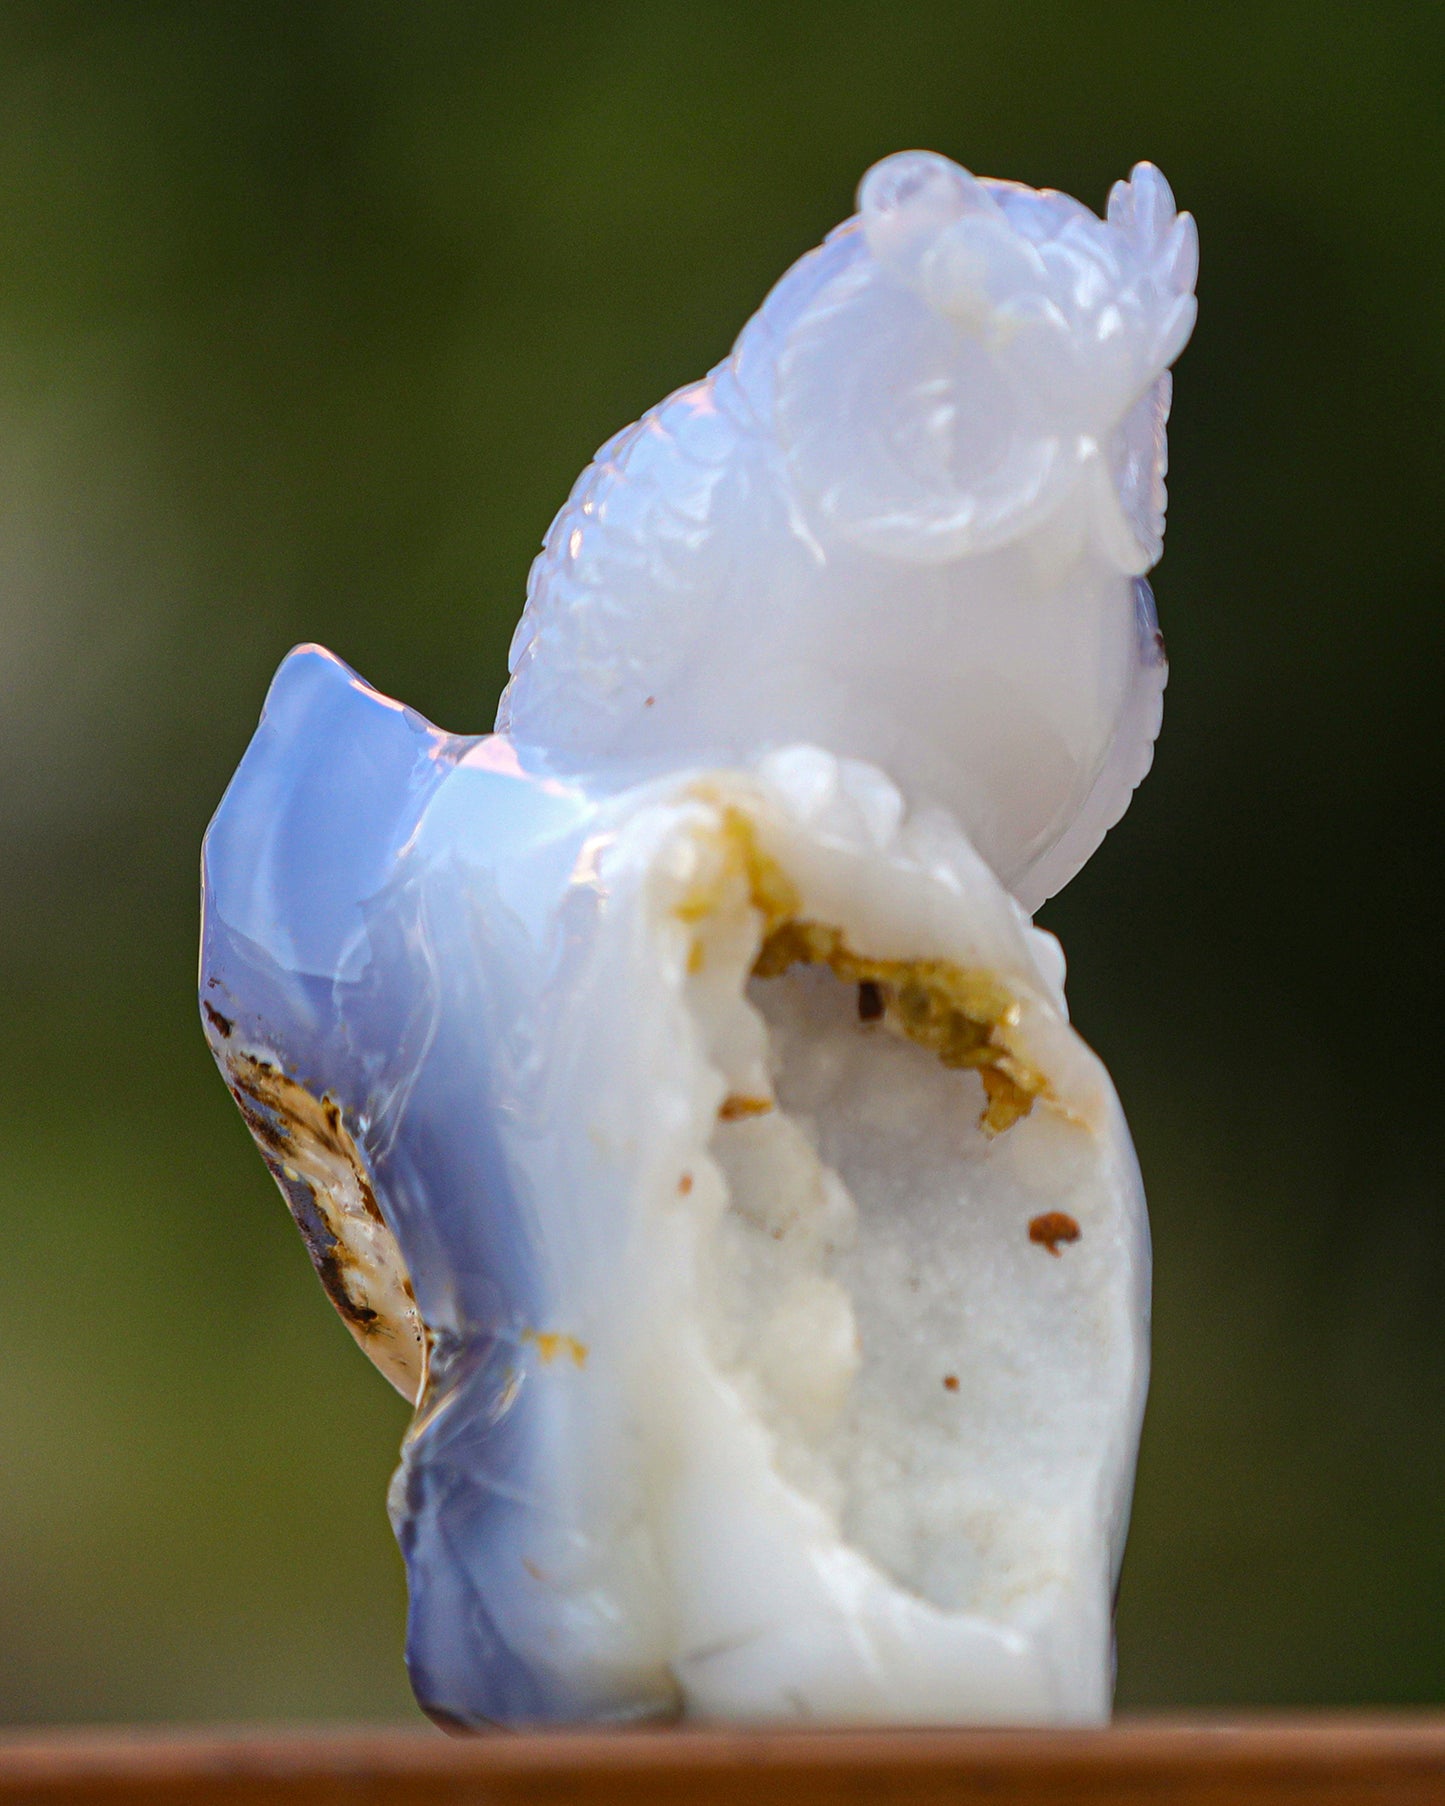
502 150 1197 909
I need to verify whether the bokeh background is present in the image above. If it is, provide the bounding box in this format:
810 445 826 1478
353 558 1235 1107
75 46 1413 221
0 0 1441 1723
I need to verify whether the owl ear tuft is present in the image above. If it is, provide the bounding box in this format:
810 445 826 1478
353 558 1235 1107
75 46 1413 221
1108 163 1199 302
1107 162 1177 250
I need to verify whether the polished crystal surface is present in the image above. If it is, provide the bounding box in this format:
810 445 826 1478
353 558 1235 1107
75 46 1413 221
200 150 1194 1728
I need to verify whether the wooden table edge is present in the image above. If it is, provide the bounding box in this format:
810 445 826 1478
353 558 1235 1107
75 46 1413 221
5 1715 1445 1803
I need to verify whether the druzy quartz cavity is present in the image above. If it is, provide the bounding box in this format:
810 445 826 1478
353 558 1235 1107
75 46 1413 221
200 150 1195 1727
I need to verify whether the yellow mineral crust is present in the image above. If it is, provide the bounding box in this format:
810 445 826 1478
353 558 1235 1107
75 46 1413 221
678 799 1049 1134
675 801 801 933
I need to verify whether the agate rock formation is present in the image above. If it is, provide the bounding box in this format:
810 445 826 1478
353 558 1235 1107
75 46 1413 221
200 151 1196 1727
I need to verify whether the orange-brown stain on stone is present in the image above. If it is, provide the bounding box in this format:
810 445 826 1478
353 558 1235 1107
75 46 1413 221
524 1330 589 1368
215 1046 428 1402
942 1374 960 1392
719 1094 774 1121
1029 1211 1081 1256
202 1000 234 1039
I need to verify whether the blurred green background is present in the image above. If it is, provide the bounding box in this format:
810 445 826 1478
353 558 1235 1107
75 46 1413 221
0 0 1441 1723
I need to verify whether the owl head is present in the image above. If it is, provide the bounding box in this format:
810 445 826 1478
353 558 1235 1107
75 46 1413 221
776 151 1198 574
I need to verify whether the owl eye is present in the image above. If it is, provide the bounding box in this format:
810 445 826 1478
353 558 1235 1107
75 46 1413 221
858 150 991 280
776 261 1072 563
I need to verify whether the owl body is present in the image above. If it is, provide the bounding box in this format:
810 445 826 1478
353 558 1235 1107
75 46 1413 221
501 155 1195 910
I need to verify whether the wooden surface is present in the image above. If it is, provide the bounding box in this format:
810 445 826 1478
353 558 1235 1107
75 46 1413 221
4 1719 1445 1806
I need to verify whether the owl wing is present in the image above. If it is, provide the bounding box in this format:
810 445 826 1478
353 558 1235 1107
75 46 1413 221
497 233 864 762
1011 579 1168 913
496 371 759 763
